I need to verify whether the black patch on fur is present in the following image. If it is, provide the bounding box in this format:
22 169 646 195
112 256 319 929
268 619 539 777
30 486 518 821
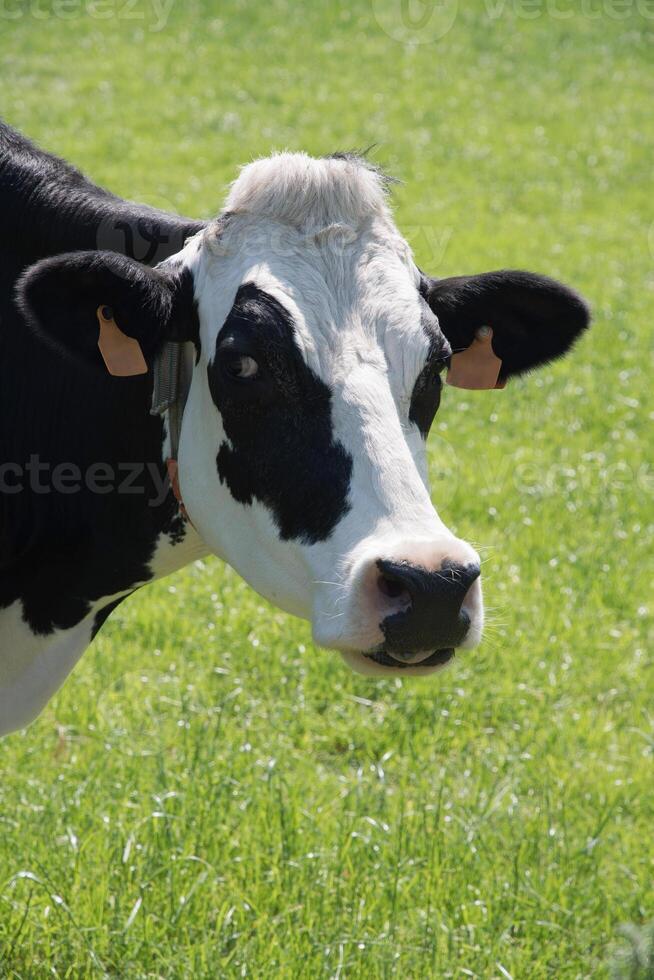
409 306 450 438
0 119 204 636
167 513 187 546
208 283 353 544
419 269 590 383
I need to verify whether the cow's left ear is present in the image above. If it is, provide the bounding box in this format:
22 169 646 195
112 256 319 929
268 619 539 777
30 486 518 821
16 250 198 374
420 270 590 385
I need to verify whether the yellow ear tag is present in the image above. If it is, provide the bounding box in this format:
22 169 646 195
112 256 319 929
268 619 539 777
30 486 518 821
96 305 148 377
446 326 505 390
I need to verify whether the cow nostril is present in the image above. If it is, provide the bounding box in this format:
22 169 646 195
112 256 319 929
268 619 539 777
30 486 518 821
377 573 410 604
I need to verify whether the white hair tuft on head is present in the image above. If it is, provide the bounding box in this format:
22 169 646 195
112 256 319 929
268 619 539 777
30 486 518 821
222 152 392 230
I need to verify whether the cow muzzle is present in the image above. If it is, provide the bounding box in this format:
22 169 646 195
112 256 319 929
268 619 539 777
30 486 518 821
369 558 480 667
314 537 483 676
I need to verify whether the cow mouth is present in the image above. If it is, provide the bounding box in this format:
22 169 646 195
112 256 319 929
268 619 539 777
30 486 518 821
364 648 454 669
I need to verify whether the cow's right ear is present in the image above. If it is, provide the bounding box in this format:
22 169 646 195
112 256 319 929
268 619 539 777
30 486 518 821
16 250 198 373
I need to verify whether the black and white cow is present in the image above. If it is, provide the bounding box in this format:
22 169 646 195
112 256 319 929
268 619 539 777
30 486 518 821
0 121 590 735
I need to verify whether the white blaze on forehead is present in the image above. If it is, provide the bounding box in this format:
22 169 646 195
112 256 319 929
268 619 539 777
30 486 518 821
222 152 394 230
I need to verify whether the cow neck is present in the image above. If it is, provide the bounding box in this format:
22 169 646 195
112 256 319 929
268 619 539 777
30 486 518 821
150 340 194 522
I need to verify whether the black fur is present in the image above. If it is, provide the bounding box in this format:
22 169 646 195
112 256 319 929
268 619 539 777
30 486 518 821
17 252 199 370
208 284 353 544
420 269 590 383
0 119 205 635
0 121 203 286
409 305 451 437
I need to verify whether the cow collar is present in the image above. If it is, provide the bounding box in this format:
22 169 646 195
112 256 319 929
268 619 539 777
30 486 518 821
150 341 194 522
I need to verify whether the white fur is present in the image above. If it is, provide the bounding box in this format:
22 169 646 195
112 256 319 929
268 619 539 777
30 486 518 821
0 525 207 735
223 153 393 230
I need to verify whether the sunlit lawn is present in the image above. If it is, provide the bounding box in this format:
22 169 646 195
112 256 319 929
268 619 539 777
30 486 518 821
0 1 652 976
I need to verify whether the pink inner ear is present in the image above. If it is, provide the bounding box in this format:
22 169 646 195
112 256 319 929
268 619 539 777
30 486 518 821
96 306 148 377
446 328 503 390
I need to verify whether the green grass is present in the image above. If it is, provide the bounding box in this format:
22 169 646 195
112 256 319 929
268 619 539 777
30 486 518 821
1 1 652 976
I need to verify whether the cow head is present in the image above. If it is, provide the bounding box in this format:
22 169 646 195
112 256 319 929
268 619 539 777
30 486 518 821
18 153 590 675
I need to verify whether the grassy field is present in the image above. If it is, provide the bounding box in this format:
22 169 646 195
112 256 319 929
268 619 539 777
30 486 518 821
1 1 653 976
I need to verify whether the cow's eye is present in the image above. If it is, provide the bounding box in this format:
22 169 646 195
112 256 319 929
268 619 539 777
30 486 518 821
224 354 259 380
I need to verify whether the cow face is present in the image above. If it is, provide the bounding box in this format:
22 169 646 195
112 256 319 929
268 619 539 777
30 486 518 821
19 153 590 676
